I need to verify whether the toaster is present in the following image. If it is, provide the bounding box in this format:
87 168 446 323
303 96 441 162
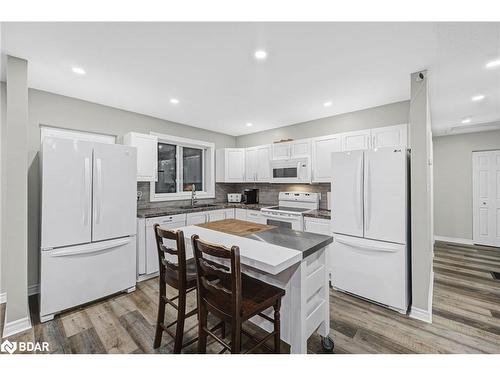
227 193 242 203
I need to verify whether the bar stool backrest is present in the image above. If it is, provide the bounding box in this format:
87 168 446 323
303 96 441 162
191 234 242 320
153 223 187 289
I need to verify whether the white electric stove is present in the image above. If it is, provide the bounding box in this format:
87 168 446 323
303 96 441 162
261 192 320 231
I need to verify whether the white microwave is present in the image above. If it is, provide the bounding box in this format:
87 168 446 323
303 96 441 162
270 157 311 184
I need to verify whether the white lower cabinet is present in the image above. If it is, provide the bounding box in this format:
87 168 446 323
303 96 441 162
235 208 247 220
186 211 208 225
304 217 333 280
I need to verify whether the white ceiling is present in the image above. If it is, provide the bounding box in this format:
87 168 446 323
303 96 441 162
2 22 499 136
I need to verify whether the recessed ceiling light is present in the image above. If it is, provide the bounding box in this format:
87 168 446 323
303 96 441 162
461 118 471 124
471 94 485 102
246 122 253 127
485 58 500 68
323 101 332 107
254 50 267 60
169 98 179 105
71 66 86 75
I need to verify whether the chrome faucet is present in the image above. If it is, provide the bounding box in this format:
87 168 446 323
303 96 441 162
191 184 197 207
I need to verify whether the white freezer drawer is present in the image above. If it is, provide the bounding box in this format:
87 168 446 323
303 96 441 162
330 234 408 311
40 237 136 318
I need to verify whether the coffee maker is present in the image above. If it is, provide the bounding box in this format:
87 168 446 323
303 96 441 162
243 188 259 204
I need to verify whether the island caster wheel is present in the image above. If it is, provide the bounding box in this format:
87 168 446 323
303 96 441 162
321 335 334 353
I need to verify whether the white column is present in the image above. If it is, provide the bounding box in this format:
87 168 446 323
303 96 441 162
409 70 434 323
2 55 31 337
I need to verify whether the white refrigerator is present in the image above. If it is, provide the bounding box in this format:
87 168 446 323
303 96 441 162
40 137 137 322
330 147 409 313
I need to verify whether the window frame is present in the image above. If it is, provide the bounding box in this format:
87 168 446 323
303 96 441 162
149 132 215 202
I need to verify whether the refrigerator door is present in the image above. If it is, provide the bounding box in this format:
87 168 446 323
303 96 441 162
364 148 407 244
331 234 408 312
92 143 137 242
40 237 136 318
41 137 93 249
331 150 364 237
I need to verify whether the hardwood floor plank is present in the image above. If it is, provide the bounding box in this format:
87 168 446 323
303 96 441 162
67 327 107 354
118 311 157 354
86 302 138 354
60 310 93 338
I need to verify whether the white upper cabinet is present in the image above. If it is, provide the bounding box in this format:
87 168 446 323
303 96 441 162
246 145 271 182
123 132 158 182
271 139 311 160
272 142 291 160
341 129 371 151
311 134 342 183
370 124 408 149
216 148 246 182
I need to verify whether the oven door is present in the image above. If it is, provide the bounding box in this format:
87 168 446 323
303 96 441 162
262 212 303 231
271 158 310 184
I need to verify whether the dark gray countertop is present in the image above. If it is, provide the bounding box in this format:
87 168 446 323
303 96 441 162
303 209 331 220
137 203 271 218
245 227 333 259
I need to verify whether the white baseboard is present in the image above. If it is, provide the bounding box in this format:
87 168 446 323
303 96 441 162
409 306 432 323
434 235 473 246
2 316 32 338
0 292 6 304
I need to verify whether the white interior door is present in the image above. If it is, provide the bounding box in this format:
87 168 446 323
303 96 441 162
364 148 407 244
92 143 137 242
41 137 93 249
331 150 364 237
473 151 500 247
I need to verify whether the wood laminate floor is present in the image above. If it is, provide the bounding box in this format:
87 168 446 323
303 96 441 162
1 241 499 354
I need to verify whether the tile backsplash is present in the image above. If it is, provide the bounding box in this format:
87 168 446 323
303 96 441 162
137 182 331 210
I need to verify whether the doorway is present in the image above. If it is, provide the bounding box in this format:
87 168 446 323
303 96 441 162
472 150 500 247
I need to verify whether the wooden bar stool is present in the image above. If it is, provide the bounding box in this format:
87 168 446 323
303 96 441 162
153 224 199 353
192 234 285 354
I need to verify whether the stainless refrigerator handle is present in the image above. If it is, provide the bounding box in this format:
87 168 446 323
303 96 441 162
83 157 91 225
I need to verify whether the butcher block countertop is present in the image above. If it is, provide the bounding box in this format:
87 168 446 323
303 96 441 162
196 219 276 237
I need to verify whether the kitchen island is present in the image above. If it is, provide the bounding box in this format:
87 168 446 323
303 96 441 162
176 219 334 354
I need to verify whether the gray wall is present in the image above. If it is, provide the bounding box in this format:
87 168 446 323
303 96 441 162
433 129 500 240
0 84 236 290
236 101 409 147
409 70 434 316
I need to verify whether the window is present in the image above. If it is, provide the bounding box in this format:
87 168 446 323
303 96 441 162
150 133 215 202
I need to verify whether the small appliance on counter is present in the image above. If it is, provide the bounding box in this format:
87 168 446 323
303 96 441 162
243 188 259 204
227 193 242 203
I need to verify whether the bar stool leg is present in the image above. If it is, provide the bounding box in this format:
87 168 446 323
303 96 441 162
274 299 281 354
231 318 242 354
173 291 187 354
153 283 166 349
197 302 208 354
